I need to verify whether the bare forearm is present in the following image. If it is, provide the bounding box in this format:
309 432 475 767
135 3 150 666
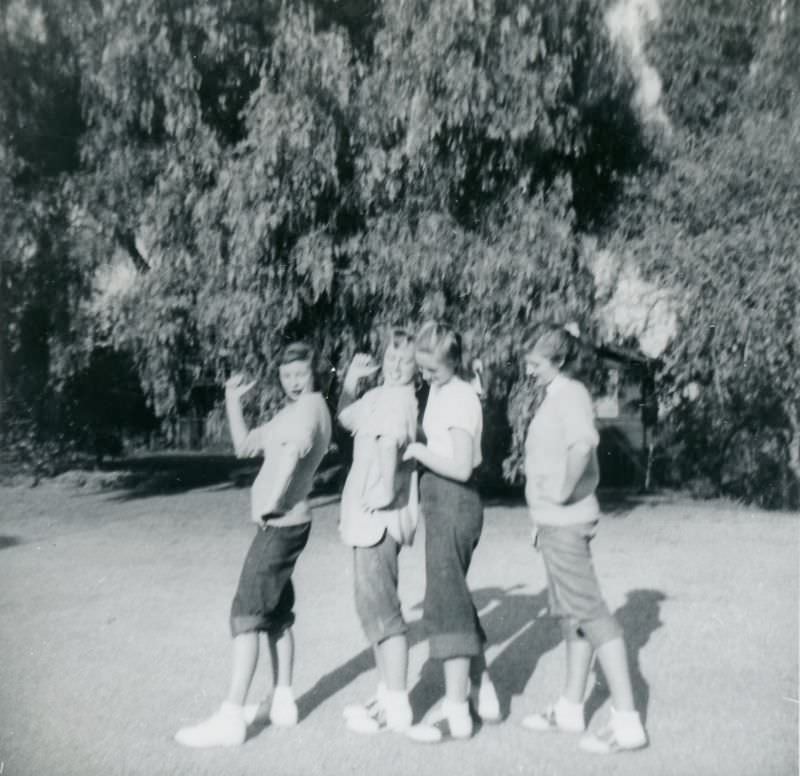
260 445 300 517
338 381 357 414
225 394 250 456
412 445 472 483
559 442 593 503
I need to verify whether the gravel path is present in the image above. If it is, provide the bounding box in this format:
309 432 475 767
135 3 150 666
0 481 796 776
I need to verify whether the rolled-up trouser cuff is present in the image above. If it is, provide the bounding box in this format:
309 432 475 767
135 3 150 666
429 631 484 660
369 616 408 645
230 612 295 638
229 523 309 639
354 536 408 645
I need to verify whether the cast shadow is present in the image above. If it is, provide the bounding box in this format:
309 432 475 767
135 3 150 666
295 586 557 726
104 452 342 502
0 535 22 550
407 586 562 723
292 585 665 729
583 589 666 726
295 619 428 722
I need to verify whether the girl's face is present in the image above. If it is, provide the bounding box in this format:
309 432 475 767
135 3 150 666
383 344 417 386
279 359 314 401
416 350 454 387
524 346 561 386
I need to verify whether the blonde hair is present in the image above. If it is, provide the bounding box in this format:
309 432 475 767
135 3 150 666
414 320 463 373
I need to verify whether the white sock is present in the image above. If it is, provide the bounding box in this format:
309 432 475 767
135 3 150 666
384 690 412 729
272 686 294 704
384 689 409 706
219 701 245 718
610 707 645 742
554 697 584 728
555 697 583 714
442 698 470 717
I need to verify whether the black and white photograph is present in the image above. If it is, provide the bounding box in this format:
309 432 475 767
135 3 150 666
0 1 797 774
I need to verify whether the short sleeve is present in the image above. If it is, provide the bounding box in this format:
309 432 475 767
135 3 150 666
338 396 365 434
268 396 319 457
438 384 481 440
350 387 417 446
560 381 599 449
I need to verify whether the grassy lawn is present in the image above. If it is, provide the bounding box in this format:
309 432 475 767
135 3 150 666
0 472 797 776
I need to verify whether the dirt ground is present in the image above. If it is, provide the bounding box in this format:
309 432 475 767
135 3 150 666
0 474 797 776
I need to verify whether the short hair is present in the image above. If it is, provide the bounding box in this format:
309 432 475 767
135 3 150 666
415 320 463 372
277 340 335 394
278 341 315 368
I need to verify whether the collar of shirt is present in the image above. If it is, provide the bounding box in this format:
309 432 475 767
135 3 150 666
545 373 570 398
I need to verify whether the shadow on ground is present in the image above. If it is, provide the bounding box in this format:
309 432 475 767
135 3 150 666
94 453 344 502
95 453 663 515
293 585 666 728
583 589 667 726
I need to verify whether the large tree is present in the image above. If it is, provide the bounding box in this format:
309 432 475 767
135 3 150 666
67 0 648 476
605 0 800 505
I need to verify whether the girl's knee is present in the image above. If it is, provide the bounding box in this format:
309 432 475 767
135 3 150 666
581 614 622 647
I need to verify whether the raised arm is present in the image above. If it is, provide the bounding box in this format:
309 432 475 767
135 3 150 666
225 374 257 457
338 353 380 429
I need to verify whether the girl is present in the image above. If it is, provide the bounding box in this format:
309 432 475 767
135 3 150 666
521 325 647 754
402 321 499 742
337 328 420 734
175 342 332 748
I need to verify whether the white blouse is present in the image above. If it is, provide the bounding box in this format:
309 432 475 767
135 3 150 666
422 377 482 470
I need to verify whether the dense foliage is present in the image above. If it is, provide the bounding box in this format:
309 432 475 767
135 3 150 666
608 0 800 506
1 0 797 505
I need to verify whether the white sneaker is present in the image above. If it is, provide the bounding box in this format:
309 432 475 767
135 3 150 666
269 688 298 727
384 691 413 732
579 709 647 754
343 685 386 722
346 691 411 735
174 702 247 748
406 699 473 743
522 698 585 734
405 722 445 744
346 708 385 734
471 678 501 723
242 700 270 726
443 699 473 739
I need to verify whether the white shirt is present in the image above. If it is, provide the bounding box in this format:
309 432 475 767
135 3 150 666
525 374 600 526
423 377 482 470
243 393 332 525
338 385 419 547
